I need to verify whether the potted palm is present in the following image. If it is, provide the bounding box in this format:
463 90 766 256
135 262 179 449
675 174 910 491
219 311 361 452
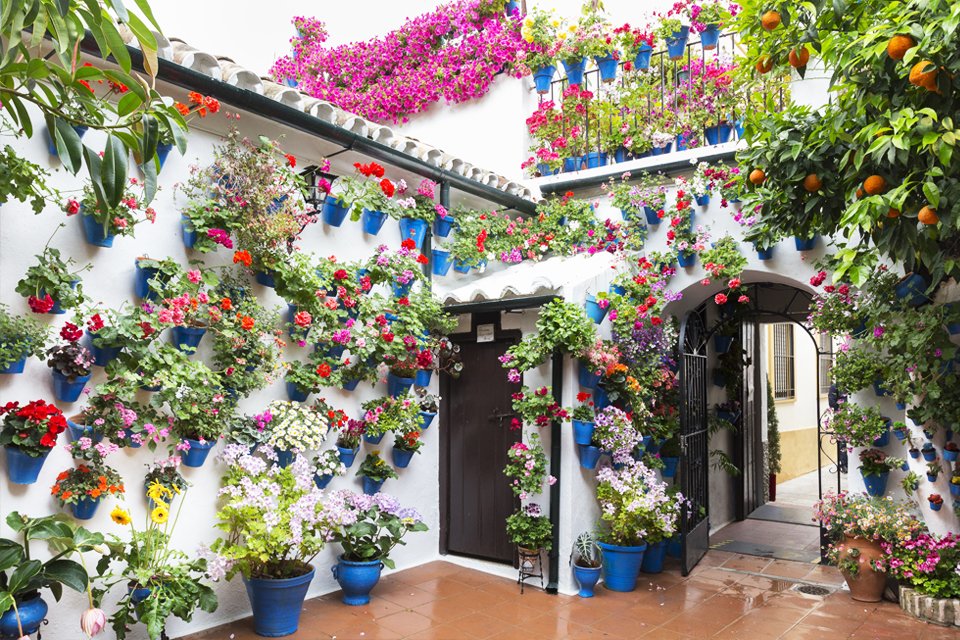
570 531 602 598
211 446 330 636
356 452 399 495
0 304 48 374
0 512 105 639
327 489 428 605
0 399 67 484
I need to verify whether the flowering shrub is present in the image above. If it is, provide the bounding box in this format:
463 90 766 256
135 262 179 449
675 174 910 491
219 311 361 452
510 385 568 429
814 491 922 566
884 533 960 599
324 490 427 567
337 419 366 450
314 449 347 479
824 401 889 448
504 435 555 499
518 8 563 72
51 438 124 506
859 448 896 477
357 452 399 483
393 430 424 454
272 3 524 123
16 246 88 313
596 462 685 545
264 400 329 452
0 399 67 457
75 176 155 238
593 406 642 463
505 503 553 550
211 445 331 579
362 396 420 440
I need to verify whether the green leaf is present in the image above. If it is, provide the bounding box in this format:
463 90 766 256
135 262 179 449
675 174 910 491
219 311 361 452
105 0 129 22
923 182 940 208
141 154 157 205
7 560 42 595
101 134 128 208
131 0 162 31
43 559 88 593
52 117 84 173
100 17 132 73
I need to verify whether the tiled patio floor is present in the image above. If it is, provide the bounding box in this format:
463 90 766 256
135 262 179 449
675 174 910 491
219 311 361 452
184 551 954 640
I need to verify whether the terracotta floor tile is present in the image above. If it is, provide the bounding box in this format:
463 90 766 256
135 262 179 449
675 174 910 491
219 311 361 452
797 610 866 634
720 553 774 573
374 583 440 608
765 559 819 580
375 611 435 636
410 600 471 624
446 611 515 639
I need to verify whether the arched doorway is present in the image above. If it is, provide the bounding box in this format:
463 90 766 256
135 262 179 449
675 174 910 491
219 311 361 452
676 282 842 573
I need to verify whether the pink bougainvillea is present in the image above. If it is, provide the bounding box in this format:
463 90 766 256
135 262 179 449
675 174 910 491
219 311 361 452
271 2 525 123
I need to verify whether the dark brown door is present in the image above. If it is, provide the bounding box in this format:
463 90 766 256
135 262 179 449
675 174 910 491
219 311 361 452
440 331 520 564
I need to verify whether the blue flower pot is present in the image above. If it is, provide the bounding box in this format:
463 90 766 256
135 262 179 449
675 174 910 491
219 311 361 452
585 151 606 169
666 26 690 60
609 284 626 296
315 473 334 489
286 381 310 402
533 65 556 93
577 361 602 389
578 444 601 470
595 53 618 82
536 162 557 176
944 449 958 462
573 565 601 597
641 540 667 574
505 0 519 14
584 294 607 324
893 428 907 441
922 447 937 462
156 142 174 170
667 535 682 558
87 333 122 367
0 356 27 374
392 447 415 468
171 326 206 352
909 448 920 460
794 235 817 251
5 447 50 485
644 206 661 225
338 446 359 467
52 370 90 402
695 194 711 207
700 23 720 49
333 556 384 606
415 369 433 387
180 215 198 249
255 270 277 288
756 245 774 261
432 249 453 276
593 386 610 410
129 585 152 604
873 381 891 397
362 208 388 235
399 217 428 250
661 457 680 478
677 251 697 268
930 501 943 511
704 123 733 145
951 484 960 497
67 420 103 444
572 420 595 446
243 568 316 637
634 43 653 70
452 259 472 274
81 211 115 247
713 371 727 388
322 196 349 227
562 58 586 85
45 124 87 155
134 261 160 300
71 497 101 520
276 450 295 469
717 410 738 423
0 594 48 638
562 156 582 173
342 378 360 392
861 470 889 497
433 216 456 238
179 438 216 468
653 142 674 156
714 335 734 354
418 411 437 430
124 428 142 448
363 433 384 446
895 274 929 307
900 460 910 472
675 135 688 152
362 476 384 495
873 431 890 447
598 541 647 592
387 372 414 398
613 147 629 163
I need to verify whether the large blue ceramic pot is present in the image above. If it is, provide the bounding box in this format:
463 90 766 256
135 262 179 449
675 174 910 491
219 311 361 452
598 541 647 592
332 557 384 606
243 568 316 637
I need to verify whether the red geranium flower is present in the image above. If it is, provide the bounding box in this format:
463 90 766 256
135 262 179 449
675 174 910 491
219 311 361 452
380 179 395 198
27 294 55 314
87 313 105 333
285 154 297 168
316 363 332 378
60 323 83 343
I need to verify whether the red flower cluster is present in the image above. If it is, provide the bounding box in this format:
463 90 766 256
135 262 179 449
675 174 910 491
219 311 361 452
233 250 253 267
27 294 55 314
401 239 417 251
285 154 297 168
355 162 385 178
175 92 221 117
1 400 67 451
333 269 349 280
380 179 395 198
316 363 332 378
87 313 105 333
60 322 83 343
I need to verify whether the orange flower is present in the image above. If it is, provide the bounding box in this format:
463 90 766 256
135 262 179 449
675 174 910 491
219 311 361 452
61 491 73 501
188 91 204 104
174 102 190 116
51 484 61 495
204 96 220 113
221 297 233 311
56 471 70 482
240 315 255 331
233 250 252 267
89 488 102 499
316 363 332 378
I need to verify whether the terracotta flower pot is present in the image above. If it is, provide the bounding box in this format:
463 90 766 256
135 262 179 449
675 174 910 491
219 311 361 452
838 535 887 602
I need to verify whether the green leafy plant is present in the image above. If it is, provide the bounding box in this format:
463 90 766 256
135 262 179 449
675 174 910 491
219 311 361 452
356 452 399 483
766 378 782 476
570 530 602 568
825 402 890 447
0 142 56 213
502 299 597 373
0 304 49 368
16 245 88 313
324 489 428 568
505 504 553 551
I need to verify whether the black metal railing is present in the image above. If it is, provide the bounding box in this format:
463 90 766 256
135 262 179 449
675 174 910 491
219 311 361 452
538 31 786 174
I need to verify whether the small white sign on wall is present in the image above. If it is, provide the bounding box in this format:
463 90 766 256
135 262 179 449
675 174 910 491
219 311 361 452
477 324 495 343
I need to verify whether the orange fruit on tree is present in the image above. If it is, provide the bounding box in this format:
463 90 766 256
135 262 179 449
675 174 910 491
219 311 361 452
856 187 864 199
788 47 810 68
749 169 766 185
761 10 781 31
756 55 774 74
863 175 887 195
909 61 939 91
918 206 939 225
803 174 822 192
886 208 901 218
886 34 915 60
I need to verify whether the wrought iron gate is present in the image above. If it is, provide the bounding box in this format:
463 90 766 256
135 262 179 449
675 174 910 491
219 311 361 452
678 310 709 576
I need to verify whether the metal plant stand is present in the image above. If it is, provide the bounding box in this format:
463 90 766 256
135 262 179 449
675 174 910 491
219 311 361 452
517 547 544 593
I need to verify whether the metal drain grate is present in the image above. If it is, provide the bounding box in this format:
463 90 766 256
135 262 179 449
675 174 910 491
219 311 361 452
793 584 832 597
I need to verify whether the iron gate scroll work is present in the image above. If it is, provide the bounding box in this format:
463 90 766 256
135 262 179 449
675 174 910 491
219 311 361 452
678 310 709 576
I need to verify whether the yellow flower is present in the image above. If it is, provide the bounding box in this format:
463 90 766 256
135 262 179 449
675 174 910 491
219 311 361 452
523 17 533 27
568 24 577 33
110 507 131 526
150 505 169 525
146 481 172 505
558 31 567 40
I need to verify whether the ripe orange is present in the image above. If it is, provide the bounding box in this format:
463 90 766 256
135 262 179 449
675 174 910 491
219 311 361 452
749 169 766 185
788 47 810 68
886 35 915 61
886 208 900 218
856 188 864 199
918 206 939 225
909 61 939 91
761 10 781 31
803 174 822 192
863 175 887 196
756 55 774 74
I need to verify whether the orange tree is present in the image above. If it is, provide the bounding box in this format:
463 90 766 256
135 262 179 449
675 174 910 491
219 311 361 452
733 0 960 286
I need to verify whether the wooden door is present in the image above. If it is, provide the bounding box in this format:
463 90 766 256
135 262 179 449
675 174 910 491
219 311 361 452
440 329 520 564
